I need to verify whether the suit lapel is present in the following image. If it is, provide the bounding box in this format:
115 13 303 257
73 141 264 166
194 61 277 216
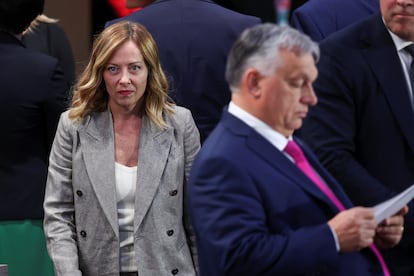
363 15 414 154
249 135 341 211
79 110 119 236
297 139 354 209
222 111 341 212
134 116 173 233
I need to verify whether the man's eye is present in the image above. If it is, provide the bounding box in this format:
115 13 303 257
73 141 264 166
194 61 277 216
290 81 303 88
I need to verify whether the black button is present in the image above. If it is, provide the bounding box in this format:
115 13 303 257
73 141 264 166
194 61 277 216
80 230 87 237
76 190 83 196
169 190 178 196
171 268 178 275
167 230 174 236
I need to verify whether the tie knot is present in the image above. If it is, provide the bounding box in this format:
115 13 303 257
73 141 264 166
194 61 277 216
284 140 306 163
405 44 414 57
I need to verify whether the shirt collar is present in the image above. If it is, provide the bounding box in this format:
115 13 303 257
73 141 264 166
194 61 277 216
383 17 413 51
228 101 291 151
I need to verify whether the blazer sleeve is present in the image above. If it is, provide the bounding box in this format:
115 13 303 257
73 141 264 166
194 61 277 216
43 112 82 276
181 109 201 274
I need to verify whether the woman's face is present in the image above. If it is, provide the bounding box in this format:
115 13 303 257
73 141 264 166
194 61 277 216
103 40 148 114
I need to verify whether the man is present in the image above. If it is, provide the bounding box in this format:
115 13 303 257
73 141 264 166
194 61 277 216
188 24 407 276
290 0 378 41
0 0 67 275
300 0 414 275
106 0 260 143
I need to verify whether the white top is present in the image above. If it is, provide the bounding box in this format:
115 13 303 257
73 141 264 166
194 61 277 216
115 162 137 272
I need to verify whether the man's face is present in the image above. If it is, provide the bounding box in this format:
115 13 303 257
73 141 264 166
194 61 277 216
382 0 414 40
257 49 318 137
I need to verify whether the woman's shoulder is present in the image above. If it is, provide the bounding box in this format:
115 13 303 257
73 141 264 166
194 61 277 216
164 105 193 124
59 109 92 130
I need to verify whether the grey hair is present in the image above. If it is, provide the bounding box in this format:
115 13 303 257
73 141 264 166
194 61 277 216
225 23 320 91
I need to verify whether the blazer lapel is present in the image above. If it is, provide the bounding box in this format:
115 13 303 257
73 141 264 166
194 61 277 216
363 15 414 154
80 110 119 236
134 116 173 233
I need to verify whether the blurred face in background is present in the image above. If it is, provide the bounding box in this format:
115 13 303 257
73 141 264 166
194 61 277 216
381 0 414 40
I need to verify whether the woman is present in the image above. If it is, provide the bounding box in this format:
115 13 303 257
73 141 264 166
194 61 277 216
43 21 200 276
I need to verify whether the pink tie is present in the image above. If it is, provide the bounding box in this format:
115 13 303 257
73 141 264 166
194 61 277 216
284 140 390 276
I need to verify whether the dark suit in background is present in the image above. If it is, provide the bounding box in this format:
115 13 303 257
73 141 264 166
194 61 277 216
0 32 67 276
213 0 308 23
290 0 379 41
23 19 76 91
106 0 260 142
301 13 414 276
0 33 66 221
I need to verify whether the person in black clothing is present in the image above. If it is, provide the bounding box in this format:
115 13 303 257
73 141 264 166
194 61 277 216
213 0 308 23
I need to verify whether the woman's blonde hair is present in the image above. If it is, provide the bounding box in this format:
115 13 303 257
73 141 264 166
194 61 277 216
69 21 174 128
24 14 58 34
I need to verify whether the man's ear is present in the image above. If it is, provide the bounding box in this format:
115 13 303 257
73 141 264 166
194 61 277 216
244 69 261 97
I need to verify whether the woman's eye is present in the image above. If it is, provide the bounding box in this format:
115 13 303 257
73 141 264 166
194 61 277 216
107 66 118 73
129 64 140 71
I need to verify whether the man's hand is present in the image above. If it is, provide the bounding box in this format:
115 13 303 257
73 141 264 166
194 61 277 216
328 207 377 252
375 206 408 248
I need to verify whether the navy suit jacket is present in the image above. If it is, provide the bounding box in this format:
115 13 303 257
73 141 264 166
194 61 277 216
290 0 378 41
188 110 384 276
301 13 414 276
0 32 67 220
106 0 260 142
23 21 76 91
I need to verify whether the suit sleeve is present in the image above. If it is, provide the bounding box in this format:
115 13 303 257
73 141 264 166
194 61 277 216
41 61 69 153
43 113 82 276
301 42 395 208
290 8 324 42
188 153 339 275
48 24 76 90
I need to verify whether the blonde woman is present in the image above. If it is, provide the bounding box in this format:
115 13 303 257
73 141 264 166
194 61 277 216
44 21 200 276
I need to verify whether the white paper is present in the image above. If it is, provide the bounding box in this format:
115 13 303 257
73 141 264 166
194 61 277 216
373 184 414 223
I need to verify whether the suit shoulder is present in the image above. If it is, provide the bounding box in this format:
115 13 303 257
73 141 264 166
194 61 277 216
321 13 380 47
21 47 60 71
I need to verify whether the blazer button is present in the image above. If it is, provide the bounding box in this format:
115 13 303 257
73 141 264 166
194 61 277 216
171 268 179 275
167 230 174 236
80 230 87 237
76 190 83 197
169 190 178 196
